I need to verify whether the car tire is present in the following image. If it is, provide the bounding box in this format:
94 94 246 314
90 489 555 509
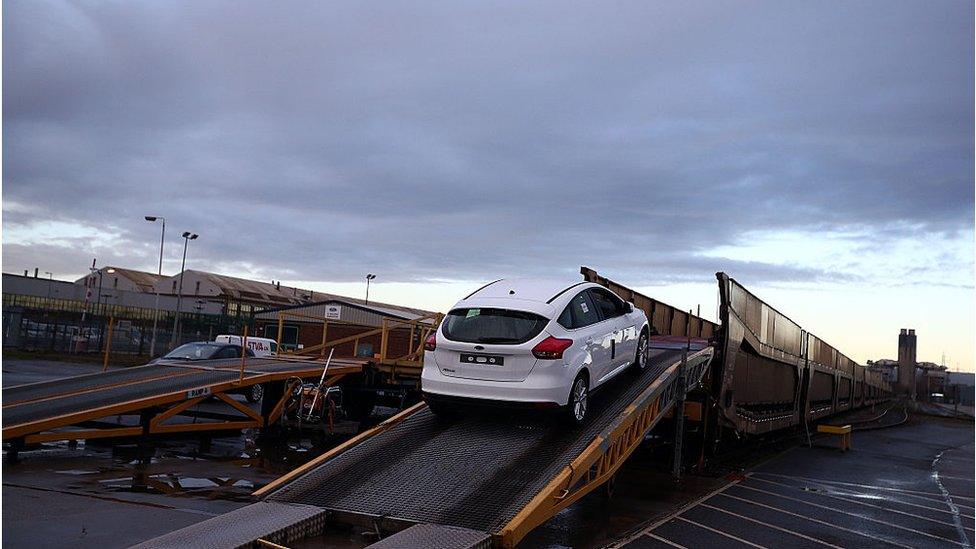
631 331 649 374
245 383 264 403
425 398 457 421
564 373 589 426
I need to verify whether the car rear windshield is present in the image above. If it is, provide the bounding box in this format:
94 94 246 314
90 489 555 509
442 308 549 345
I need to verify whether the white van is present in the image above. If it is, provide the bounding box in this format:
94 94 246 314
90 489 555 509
215 335 279 357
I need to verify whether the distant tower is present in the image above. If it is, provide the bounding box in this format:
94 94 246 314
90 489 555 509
897 329 917 396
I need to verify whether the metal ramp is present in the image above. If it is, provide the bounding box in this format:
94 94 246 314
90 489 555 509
2 357 365 444
142 346 714 548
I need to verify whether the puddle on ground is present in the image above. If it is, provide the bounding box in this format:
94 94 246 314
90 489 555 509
6 413 394 504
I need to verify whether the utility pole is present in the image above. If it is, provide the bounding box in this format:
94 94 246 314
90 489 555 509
170 231 198 347
365 273 376 306
145 216 165 357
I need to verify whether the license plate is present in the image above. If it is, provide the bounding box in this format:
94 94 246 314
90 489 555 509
460 353 504 366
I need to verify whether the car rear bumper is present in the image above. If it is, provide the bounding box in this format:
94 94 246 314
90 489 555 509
421 358 570 406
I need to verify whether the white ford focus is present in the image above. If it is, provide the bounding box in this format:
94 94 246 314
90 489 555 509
421 279 651 424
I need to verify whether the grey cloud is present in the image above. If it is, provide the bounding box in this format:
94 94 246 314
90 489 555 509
3 1 973 287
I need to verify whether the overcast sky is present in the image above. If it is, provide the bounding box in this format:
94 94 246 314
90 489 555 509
3 2 974 370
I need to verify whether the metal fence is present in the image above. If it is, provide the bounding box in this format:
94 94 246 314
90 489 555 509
3 305 252 358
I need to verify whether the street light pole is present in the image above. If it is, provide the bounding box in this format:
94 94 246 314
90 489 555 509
44 272 53 298
170 231 198 347
365 273 376 306
145 216 165 357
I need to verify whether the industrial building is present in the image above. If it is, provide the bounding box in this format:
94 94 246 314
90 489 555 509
253 299 436 358
4 266 436 357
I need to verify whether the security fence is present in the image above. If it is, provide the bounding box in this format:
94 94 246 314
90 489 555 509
3 296 253 358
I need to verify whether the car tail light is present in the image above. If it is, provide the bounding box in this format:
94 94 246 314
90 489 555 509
532 336 573 360
424 333 437 351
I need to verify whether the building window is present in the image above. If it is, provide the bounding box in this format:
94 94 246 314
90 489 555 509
113 277 118 289
195 281 200 295
172 280 177 293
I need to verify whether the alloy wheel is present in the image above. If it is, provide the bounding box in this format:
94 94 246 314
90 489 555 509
638 335 648 369
572 378 588 421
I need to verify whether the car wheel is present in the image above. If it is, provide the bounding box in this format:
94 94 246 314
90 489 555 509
565 373 589 425
245 383 264 403
632 331 649 373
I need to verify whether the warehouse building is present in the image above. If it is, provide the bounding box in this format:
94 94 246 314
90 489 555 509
253 299 438 359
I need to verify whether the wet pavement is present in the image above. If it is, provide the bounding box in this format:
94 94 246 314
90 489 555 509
1 359 350 548
615 414 975 549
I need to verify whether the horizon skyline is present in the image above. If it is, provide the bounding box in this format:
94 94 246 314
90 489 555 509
7 254 970 373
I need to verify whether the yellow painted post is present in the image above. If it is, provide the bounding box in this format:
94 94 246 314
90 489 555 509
379 318 389 362
239 324 248 384
102 316 115 372
320 319 328 357
276 313 284 353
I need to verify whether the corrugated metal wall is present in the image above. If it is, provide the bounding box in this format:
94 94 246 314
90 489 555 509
580 267 718 339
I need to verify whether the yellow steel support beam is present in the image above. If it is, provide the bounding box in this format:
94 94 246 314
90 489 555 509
498 348 713 548
214 392 264 425
25 426 144 444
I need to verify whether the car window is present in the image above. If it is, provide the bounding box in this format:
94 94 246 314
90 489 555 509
217 346 240 359
164 342 222 360
442 308 549 344
558 291 601 329
588 288 624 320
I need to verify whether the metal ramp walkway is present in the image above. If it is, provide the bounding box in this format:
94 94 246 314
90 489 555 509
141 346 714 548
2 357 364 445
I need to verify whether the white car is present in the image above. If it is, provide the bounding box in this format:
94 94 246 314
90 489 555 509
421 279 651 424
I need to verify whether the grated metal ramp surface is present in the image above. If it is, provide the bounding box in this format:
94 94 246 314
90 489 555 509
2 364 185 405
268 350 683 534
129 501 327 549
3 357 363 431
366 524 492 549
3 369 243 427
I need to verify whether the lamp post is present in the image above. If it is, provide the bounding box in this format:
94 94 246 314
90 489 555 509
365 273 376 306
97 268 116 318
145 216 165 357
96 269 114 349
170 231 198 347
44 271 53 298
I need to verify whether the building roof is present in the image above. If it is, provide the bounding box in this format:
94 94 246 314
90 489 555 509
110 267 168 292
181 269 435 317
254 298 435 324
73 266 167 293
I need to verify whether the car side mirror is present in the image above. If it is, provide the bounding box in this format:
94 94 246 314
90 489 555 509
627 301 635 313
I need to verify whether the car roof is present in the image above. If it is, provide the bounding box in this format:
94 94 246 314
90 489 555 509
464 278 587 303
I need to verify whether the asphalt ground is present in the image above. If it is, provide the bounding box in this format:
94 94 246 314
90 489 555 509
615 414 975 549
1 359 333 548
